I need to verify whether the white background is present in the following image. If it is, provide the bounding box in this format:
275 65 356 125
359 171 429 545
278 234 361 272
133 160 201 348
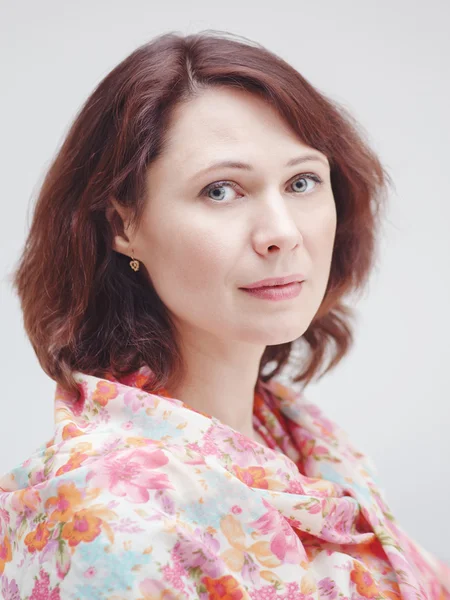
1 0 449 563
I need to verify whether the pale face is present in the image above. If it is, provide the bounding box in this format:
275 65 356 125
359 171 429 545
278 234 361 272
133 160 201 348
118 86 336 350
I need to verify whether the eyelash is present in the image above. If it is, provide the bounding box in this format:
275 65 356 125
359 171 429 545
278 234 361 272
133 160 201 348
200 173 323 204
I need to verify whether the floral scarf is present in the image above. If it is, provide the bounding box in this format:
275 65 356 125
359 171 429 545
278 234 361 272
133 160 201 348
0 366 449 600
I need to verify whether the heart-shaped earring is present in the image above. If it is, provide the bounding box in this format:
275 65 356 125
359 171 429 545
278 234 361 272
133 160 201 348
129 250 140 272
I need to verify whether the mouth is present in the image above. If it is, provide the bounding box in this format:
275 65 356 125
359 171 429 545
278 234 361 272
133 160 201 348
239 274 306 290
254 282 297 289
240 280 304 301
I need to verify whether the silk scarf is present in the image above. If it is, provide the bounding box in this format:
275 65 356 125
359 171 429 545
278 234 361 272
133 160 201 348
0 366 449 600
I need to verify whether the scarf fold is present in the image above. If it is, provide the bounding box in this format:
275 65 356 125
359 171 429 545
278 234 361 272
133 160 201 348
0 366 449 600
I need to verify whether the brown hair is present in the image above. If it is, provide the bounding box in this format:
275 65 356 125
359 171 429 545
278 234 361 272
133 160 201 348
12 29 392 398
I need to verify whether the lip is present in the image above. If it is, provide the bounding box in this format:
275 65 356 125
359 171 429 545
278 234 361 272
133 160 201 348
241 281 304 301
240 274 306 289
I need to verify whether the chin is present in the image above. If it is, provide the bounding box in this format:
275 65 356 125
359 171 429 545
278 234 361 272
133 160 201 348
267 331 306 346
242 324 308 346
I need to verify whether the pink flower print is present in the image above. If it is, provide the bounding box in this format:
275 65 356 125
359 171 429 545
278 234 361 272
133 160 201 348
286 478 307 495
29 568 61 600
1 575 20 600
124 388 158 413
84 567 96 578
0 509 10 535
161 548 188 592
31 469 46 485
68 380 89 416
249 501 306 563
212 424 256 454
322 499 357 543
231 505 242 515
124 389 143 413
203 440 219 455
186 441 201 453
233 431 259 452
86 448 174 503
173 529 222 578
121 421 134 430
308 499 323 515
315 445 333 457
270 515 305 563
318 577 339 600
249 501 280 535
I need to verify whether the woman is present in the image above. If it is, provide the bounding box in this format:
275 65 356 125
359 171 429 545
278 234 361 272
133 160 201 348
0 30 448 600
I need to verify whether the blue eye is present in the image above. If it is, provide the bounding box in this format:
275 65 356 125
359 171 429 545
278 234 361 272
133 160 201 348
200 173 322 204
203 181 241 203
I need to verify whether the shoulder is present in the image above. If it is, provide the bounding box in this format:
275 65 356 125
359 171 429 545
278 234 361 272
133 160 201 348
0 445 198 597
0 441 260 598
1 485 200 598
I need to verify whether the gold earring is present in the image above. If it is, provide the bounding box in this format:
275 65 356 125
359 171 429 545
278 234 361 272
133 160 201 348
129 250 140 272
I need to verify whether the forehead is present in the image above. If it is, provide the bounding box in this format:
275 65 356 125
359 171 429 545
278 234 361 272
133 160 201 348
160 87 326 170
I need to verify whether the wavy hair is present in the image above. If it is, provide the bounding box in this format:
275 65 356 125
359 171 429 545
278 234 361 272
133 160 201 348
12 30 393 398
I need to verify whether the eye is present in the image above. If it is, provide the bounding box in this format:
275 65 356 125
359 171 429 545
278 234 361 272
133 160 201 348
290 173 322 194
200 173 323 204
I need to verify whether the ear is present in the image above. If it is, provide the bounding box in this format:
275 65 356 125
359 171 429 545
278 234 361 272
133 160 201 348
106 197 135 257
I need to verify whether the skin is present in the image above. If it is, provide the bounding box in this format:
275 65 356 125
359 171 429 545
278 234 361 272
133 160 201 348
111 86 336 445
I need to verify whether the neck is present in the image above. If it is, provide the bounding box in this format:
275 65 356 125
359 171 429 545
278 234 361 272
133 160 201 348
165 328 266 437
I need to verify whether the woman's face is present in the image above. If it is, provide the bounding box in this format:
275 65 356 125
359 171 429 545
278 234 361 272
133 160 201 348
123 86 336 347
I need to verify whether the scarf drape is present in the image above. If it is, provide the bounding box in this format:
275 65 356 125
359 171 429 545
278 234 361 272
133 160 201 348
0 366 449 600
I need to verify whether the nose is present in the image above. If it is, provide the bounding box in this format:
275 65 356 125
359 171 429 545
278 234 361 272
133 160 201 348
252 197 302 255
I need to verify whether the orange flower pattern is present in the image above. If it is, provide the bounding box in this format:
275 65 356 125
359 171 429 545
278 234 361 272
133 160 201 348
0 366 448 599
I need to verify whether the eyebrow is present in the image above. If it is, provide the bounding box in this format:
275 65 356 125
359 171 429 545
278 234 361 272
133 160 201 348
190 153 329 180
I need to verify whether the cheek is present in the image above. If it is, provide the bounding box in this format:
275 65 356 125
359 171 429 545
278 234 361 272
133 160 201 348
175 234 227 290
304 206 337 271
139 216 231 296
